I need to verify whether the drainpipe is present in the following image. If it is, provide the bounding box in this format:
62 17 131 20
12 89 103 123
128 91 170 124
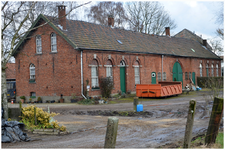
162 55 164 79
81 50 87 99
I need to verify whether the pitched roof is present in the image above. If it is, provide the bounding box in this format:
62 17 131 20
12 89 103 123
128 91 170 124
13 14 221 60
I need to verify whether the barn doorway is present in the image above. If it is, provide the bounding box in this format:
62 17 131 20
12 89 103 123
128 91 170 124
120 60 126 94
172 62 183 86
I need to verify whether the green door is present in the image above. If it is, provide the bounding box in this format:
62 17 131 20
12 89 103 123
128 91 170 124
173 62 183 86
151 72 156 84
120 67 126 94
192 72 196 85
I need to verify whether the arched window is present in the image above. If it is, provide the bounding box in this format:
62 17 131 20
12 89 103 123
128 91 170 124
51 33 57 52
206 64 209 77
105 59 113 78
36 35 42 53
216 64 219 77
199 64 202 77
211 64 214 77
30 64 35 79
189 72 192 80
91 59 99 88
185 72 188 80
158 72 161 81
163 72 166 81
133 60 140 85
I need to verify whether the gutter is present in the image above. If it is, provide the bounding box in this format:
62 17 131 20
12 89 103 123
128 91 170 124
78 47 222 60
80 50 87 99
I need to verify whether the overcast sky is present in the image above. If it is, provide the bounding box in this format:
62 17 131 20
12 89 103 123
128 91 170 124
77 1 223 40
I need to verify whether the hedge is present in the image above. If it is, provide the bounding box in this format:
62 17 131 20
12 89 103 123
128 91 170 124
197 77 223 88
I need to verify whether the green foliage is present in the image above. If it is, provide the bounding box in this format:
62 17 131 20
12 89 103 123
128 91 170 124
99 77 114 98
37 97 42 101
21 105 66 131
216 132 224 148
20 96 26 100
78 99 93 105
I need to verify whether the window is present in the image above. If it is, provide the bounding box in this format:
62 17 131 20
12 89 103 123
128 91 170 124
163 72 166 81
189 72 191 80
133 60 140 85
211 64 214 77
199 64 202 77
105 60 113 78
216 64 219 77
206 64 209 77
51 33 57 52
185 72 188 80
29 64 35 80
30 92 36 98
36 35 42 53
91 59 99 88
158 72 161 81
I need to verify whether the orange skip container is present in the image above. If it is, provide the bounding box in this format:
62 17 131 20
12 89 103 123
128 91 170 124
136 81 182 97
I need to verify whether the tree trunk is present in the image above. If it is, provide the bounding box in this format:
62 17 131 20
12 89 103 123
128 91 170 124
2 68 8 119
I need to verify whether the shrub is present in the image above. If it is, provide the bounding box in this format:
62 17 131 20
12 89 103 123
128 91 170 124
99 77 114 98
37 97 42 102
20 96 26 100
21 105 66 131
78 99 93 105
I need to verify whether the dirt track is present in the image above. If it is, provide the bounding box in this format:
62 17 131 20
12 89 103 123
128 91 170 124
2 92 223 148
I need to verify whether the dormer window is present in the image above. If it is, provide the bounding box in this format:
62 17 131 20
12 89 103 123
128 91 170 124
51 33 57 52
36 35 42 54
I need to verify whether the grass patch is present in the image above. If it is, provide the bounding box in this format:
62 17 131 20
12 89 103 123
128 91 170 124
216 132 224 148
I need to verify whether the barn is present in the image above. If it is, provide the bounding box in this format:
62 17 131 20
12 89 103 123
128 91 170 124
13 5 222 102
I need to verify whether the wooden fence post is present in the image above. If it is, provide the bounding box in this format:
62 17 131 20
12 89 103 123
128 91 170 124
104 117 119 148
34 107 37 125
183 99 196 148
133 97 139 112
205 97 223 145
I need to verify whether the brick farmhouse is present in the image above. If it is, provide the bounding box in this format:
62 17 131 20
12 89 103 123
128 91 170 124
12 6 222 102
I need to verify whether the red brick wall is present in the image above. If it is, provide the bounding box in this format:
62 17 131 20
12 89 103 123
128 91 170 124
15 21 81 100
15 21 222 99
6 63 16 79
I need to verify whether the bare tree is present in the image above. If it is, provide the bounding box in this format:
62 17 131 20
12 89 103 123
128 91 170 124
215 2 224 40
126 1 176 35
1 1 91 119
209 39 223 55
86 1 127 28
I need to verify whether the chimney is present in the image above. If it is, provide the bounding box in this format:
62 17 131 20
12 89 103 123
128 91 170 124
108 15 114 27
57 5 66 30
165 27 170 36
203 39 207 47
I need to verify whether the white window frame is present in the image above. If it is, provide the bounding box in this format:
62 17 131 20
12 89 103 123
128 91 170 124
216 64 219 77
199 64 202 77
30 64 35 79
106 65 113 78
134 66 140 85
91 65 99 88
36 35 42 54
163 72 166 81
158 72 161 81
51 33 57 52
211 64 214 77
189 72 191 80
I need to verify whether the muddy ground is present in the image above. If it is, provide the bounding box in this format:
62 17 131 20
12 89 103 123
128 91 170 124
2 91 223 148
